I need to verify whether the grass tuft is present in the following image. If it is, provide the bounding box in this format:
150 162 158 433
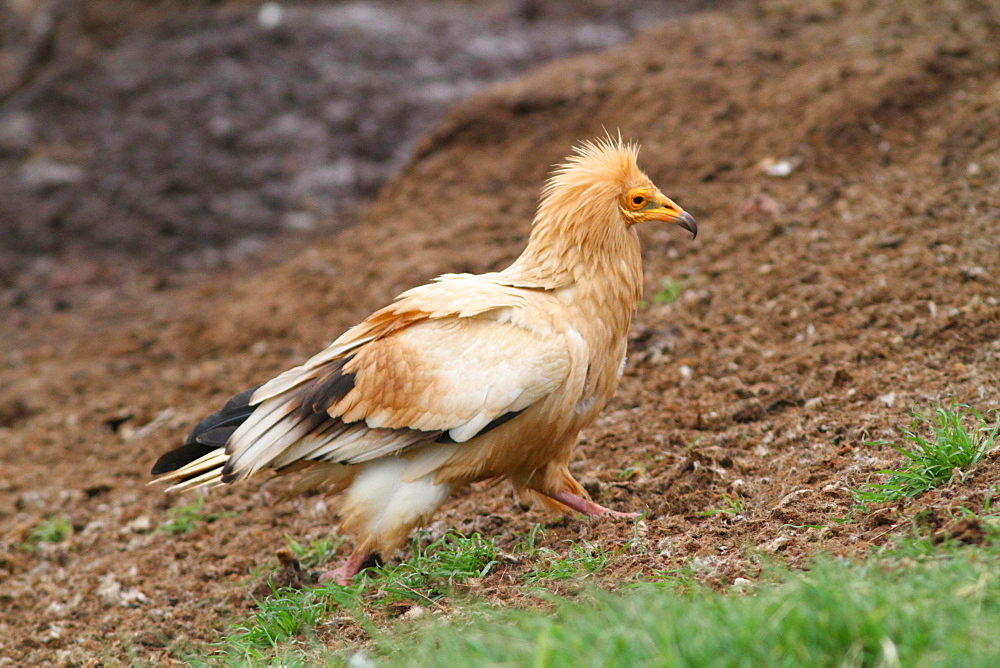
697 494 746 517
362 531 500 603
211 582 364 663
205 531 502 663
27 515 73 544
652 277 684 305
159 495 233 535
230 588 327 651
286 535 346 570
853 404 999 507
524 540 613 583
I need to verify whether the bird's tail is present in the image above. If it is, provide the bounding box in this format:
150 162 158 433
149 384 261 491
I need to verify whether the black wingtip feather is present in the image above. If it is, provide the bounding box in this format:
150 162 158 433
151 442 218 475
194 424 242 448
305 356 356 414
150 383 263 475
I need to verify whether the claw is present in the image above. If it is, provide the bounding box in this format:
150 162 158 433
537 489 642 518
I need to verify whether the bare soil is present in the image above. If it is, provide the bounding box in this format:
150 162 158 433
2 0 1000 663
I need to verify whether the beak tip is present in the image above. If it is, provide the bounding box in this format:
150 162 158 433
679 211 698 240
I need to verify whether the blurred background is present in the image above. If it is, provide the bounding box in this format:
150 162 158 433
0 0 722 306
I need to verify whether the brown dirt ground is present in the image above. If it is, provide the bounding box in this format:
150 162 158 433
2 0 1000 663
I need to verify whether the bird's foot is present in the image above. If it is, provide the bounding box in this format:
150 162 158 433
539 490 642 518
317 550 369 586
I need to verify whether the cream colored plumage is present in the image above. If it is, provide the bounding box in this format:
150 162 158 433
151 136 696 584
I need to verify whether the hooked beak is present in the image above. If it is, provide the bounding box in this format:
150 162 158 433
674 211 698 239
646 196 698 239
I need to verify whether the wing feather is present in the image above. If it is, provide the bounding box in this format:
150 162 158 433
337 318 566 437
219 276 570 482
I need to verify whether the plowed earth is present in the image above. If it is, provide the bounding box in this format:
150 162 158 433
2 0 999 663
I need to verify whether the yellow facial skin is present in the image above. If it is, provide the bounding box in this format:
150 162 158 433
620 186 697 237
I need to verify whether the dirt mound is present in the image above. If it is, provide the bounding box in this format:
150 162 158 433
2 0 1000 662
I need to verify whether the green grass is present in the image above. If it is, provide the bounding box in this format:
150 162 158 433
697 494 746 517
382 534 1000 666
203 531 506 664
525 540 612 583
517 526 621 585
198 528 628 664
652 277 684 305
362 531 501 605
221 583 361 661
286 535 347 570
852 404 1000 507
26 515 73 544
195 509 1000 667
159 495 233 535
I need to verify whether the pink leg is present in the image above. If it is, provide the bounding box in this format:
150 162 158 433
318 550 369 586
537 489 642 518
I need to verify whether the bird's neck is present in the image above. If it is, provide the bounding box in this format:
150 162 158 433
500 217 644 338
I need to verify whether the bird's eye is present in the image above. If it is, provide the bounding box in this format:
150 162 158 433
632 196 645 206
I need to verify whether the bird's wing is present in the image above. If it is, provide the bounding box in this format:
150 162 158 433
247 273 547 403
219 275 572 481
